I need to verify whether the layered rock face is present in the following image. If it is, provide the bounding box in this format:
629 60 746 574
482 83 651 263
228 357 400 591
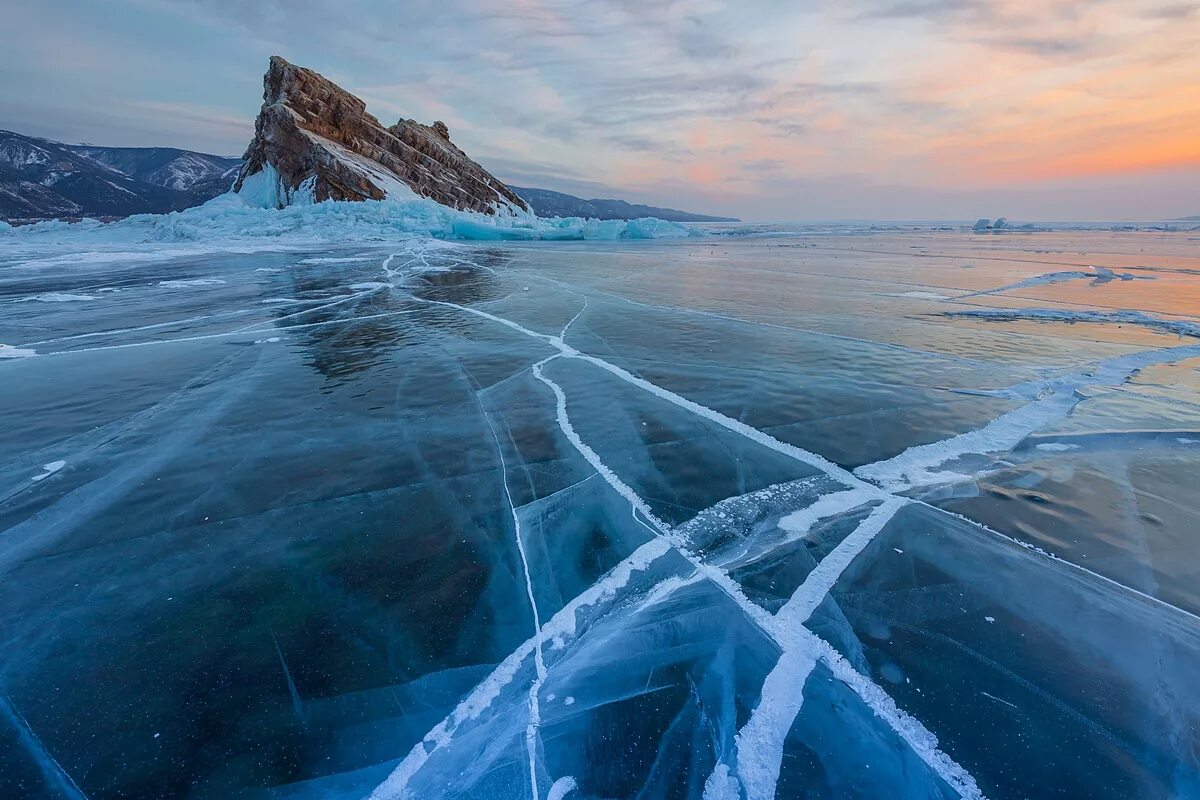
234 57 528 215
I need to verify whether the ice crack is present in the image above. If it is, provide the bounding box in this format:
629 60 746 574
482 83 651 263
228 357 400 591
482 409 546 799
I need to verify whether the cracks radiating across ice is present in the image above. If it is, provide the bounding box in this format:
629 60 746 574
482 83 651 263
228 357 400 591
367 248 993 800
369 242 1198 799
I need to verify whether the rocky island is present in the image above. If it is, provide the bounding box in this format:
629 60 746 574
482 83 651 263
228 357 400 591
234 56 529 215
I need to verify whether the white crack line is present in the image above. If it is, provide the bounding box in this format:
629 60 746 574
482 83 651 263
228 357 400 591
370 250 1200 798
481 408 546 800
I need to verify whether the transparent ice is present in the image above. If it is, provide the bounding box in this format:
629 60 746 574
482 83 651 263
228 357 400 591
1 209 1198 799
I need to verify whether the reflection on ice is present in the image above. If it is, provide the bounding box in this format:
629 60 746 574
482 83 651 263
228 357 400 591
1 230 1199 799
822 503 1200 799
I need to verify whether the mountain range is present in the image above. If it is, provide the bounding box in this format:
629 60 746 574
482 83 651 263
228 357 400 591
508 186 738 222
0 129 240 221
2 123 737 224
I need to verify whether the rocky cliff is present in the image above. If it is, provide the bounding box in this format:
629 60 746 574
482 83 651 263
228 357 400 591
234 57 528 215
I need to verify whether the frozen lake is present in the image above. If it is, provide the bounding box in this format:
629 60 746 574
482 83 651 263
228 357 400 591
2 225 1199 799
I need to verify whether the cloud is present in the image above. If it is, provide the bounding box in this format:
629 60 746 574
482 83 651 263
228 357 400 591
3 0 1198 218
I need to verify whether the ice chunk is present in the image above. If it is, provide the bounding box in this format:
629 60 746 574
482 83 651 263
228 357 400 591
0 344 37 359
30 461 66 481
236 161 287 208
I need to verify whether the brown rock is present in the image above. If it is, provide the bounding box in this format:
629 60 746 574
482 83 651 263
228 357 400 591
234 56 529 215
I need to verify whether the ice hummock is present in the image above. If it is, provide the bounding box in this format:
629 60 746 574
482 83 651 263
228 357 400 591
0 190 696 248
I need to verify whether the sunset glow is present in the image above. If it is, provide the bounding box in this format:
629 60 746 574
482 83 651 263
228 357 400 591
3 0 1198 219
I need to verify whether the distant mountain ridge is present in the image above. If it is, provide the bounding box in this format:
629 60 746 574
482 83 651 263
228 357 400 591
0 129 240 221
1 125 739 224
510 186 739 222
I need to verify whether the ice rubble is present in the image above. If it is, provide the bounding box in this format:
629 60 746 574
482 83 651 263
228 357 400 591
0 188 696 247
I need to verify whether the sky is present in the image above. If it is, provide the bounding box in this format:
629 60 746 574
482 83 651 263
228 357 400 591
3 0 1199 221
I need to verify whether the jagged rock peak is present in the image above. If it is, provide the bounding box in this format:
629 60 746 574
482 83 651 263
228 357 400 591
234 56 528 214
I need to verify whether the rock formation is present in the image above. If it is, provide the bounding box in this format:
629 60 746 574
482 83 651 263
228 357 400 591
234 56 529 215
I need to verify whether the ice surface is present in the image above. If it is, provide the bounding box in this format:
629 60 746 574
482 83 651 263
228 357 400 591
1 224 1199 799
948 307 1200 339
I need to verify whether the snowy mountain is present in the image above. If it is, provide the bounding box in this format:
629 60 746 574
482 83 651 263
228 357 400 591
510 186 739 222
1 119 735 225
0 129 240 221
72 145 240 195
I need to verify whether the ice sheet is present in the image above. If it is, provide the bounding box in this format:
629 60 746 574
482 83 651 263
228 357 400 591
2 225 1198 800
